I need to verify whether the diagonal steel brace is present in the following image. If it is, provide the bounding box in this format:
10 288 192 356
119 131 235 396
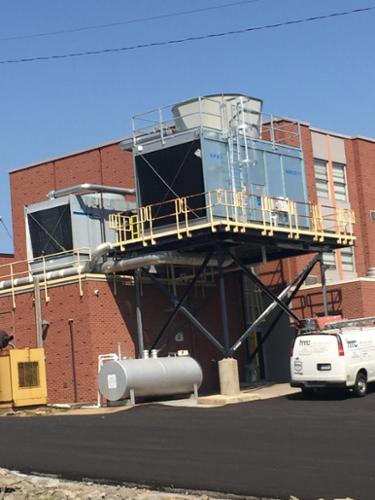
228 253 321 356
143 267 226 355
224 247 301 325
150 250 214 350
248 253 321 363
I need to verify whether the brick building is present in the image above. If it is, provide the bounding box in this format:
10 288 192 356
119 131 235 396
1 104 374 404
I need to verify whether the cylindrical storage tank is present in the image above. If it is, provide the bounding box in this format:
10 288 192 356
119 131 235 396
98 356 203 402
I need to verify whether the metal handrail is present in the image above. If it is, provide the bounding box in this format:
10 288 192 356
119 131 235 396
109 190 355 249
131 97 302 149
0 248 92 305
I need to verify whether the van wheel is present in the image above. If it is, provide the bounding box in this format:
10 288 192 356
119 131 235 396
354 372 367 398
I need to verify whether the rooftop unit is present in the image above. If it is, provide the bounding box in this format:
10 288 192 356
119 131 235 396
124 94 309 230
25 192 134 273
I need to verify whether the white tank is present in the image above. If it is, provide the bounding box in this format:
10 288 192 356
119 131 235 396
98 356 203 401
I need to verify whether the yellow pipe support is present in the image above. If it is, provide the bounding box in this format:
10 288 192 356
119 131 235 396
174 198 183 240
223 190 231 232
294 202 300 240
10 263 16 310
318 204 324 242
42 256 50 303
207 191 217 233
266 197 274 236
288 201 296 238
75 250 84 297
182 198 192 237
140 206 148 246
147 206 156 245
232 191 240 233
260 195 268 235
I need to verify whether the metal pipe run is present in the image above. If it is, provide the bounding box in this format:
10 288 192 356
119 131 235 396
47 183 135 199
0 243 113 291
100 251 232 274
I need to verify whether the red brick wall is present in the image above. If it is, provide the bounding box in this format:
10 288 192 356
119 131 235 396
0 254 15 266
0 271 247 404
292 280 375 320
348 139 375 271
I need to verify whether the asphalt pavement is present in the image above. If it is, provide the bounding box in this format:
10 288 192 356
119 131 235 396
1 390 375 499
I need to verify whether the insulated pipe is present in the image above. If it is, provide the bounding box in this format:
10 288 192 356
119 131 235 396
99 251 232 274
120 132 163 150
0 242 113 291
29 242 112 277
47 183 135 199
0 266 82 291
90 242 113 270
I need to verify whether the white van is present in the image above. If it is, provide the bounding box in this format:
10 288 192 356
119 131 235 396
290 326 375 397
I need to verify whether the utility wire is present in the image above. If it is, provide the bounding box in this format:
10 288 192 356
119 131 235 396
0 217 13 242
0 6 374 65
0 0 266 42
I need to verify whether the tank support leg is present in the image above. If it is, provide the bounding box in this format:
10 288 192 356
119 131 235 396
193 383 198 400
129 388 135 405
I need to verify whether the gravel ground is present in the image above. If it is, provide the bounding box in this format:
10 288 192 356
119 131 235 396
0 468 264 500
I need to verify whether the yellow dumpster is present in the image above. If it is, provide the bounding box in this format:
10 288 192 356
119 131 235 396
0 348 47 408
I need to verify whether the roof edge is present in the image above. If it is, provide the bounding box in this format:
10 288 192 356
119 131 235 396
9 136 132 175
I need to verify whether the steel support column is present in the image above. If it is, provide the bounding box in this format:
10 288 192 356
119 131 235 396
217 245 231 356
150 250 214 350
134 268 145 358
319 253 329 317
143 269 226 355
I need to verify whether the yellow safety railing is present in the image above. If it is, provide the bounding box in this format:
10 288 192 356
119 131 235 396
109 189 355 250
0 248 92 308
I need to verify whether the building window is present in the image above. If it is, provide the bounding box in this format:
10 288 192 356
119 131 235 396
340 247 355 273
314 159 348 203
322 252 336 270
332 162 348 202
314 159 329 199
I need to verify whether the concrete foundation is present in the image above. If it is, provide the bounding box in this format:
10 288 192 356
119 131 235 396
218 358 240 395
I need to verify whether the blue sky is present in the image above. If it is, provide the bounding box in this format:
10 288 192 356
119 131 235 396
0 0 374 252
